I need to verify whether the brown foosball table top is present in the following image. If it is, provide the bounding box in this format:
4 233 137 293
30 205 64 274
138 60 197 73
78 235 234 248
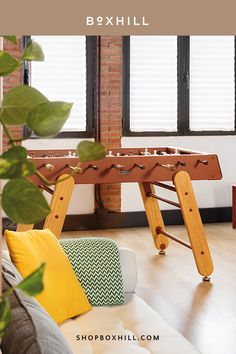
27 146 222 185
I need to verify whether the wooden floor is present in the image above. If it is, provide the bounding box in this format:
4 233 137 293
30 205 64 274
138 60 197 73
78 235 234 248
62 223 236 354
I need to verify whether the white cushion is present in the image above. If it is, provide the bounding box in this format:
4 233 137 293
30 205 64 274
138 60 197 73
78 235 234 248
59 295 200 354
119 247 137 294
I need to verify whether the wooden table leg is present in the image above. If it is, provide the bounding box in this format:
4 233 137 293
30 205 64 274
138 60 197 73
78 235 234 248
43 174 74 238
17 223 34 232
139 182 169 252
173 171 213 278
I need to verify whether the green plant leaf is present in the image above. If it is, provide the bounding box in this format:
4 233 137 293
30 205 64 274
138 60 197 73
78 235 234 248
2 145 27 160
0 159 35 179
23 40 44 61
77 141 106 162
0 51 20 76
26 101 73 137
2 36 17 44
16 263 45 296
1 178 51 224
0 299 11 338
1 85 49 125
0 146 36 179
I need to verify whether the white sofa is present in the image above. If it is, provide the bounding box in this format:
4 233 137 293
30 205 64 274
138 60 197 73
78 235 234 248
59 248 200 354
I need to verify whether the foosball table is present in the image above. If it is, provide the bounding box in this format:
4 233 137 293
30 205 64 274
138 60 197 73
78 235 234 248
18 147 222 280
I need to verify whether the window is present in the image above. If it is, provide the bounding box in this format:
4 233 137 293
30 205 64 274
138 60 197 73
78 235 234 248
123 36 236 136
190 36 235 131
129 36 178 132
27 36 95 137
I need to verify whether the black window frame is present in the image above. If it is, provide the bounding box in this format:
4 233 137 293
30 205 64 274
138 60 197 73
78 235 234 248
123 36 236 136
23 36 96 139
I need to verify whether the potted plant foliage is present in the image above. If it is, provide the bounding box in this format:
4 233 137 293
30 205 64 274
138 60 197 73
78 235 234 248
0 35 105 336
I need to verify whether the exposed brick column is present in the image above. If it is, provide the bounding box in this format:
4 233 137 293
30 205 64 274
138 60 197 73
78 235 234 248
3 37 23 150
99 36 122 212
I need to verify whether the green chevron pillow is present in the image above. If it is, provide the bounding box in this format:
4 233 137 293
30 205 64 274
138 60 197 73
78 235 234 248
60 238 125 306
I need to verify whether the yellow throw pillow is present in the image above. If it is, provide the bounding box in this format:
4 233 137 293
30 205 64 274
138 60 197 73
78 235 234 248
4 228 92 324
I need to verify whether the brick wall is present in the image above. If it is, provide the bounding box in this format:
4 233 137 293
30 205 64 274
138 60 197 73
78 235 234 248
99 36 122 212
3 38 23 150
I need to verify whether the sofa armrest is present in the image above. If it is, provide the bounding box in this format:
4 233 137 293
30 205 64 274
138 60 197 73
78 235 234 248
119 247 137 294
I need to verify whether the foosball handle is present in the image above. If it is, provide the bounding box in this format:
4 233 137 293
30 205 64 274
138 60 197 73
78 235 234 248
84 164 99 171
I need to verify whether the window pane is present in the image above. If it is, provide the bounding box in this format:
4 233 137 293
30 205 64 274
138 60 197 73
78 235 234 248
190 36 235 131
31 36 87 132
130 36 178 132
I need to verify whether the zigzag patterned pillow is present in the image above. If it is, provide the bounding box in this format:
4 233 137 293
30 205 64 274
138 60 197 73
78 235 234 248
60 238 125 306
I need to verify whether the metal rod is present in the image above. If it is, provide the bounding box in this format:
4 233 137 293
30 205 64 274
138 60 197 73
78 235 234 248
156 227 192 249
132 163 145 170
152 182 176 192
84 164 99 171
111 164 125 171
39 185 54 195
176 161 186 167
38 163 55 171
147 193 180 208
197 159 208 166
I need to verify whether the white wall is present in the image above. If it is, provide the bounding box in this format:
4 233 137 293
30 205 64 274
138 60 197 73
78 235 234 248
121 136 234 212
